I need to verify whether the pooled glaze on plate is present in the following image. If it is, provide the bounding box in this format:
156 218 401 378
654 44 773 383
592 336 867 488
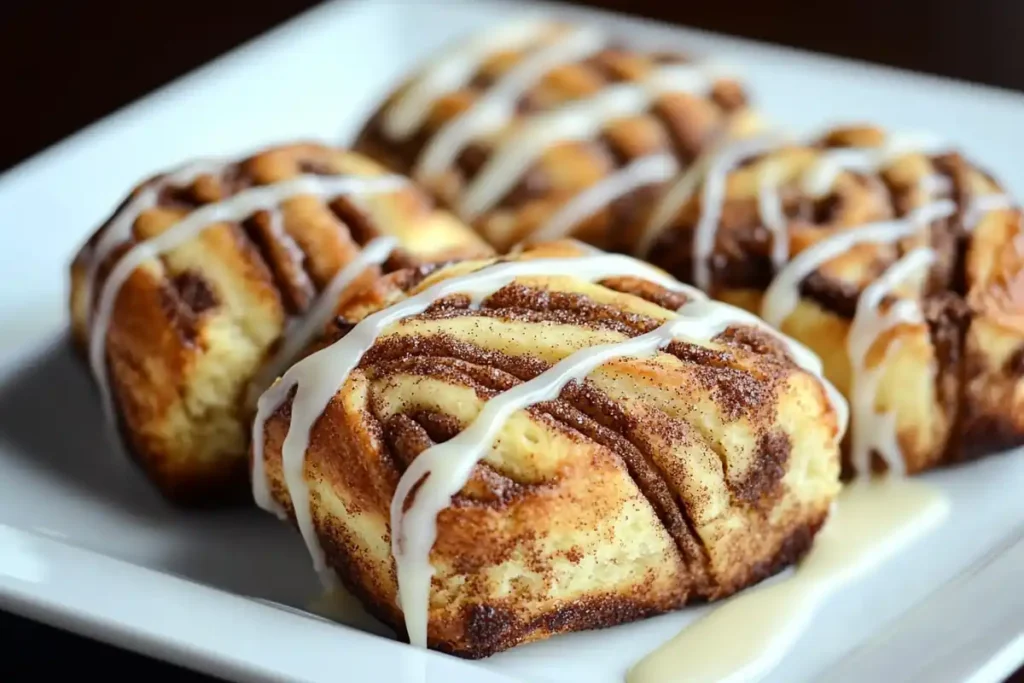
628 476 950 683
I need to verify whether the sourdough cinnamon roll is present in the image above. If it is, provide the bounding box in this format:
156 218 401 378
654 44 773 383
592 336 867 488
68 143 492 505
635 124 1023 474
353 17 761 252
252 240 844 657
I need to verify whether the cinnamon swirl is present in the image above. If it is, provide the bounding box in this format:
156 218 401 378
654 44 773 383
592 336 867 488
251 240 844 657
353 17 761 253
635 124 1024 474
68 142 492 505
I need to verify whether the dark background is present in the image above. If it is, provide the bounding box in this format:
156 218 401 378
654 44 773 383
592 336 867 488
1 0 1022 680
4 0 1024 174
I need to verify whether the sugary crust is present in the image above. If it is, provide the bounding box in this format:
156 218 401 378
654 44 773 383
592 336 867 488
650 125 1024 473
257 241 841 657
353 22 762 252
354 20 1022 475
68 142 492 505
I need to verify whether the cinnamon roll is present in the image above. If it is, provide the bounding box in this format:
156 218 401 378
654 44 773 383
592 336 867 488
353 17 761 253
251 240 844 657
634 124 1023 474
68 143 492 505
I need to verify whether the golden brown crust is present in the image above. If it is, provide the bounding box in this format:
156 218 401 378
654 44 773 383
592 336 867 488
352 21 762 252
644 124 1024 473
257 241 841 657
68 142 493 505
354 26 1021 477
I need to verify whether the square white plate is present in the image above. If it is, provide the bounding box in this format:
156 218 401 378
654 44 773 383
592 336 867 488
0 1 1022 681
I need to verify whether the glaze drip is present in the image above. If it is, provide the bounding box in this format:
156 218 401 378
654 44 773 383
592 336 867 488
530 153 679 244
641 123 1010 471
246 236 399 410
383 20 736 247
763 201 955 469
413 25 608 184
459 63 730 223
628 476 950 683
381 17 553 141
249 236 399 516
82 160 225 330
846 248 936 475
250 250 846 647
84 171 408 427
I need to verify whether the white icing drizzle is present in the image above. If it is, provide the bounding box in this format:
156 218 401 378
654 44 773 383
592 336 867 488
638 129 1002 473
412 25 607 184
251 254 707 563
963 192 1015 231
760 201 956 477
638 129 948 282
758 201 956 478
628 475 950 683
844 191 1013 475
801 148 883 197
380 18 552 141
760 201 956 329
644 133 791 290
756 159 791 273
248 237 399 516
847 248 936 476
915 172 953 197
800 132 945 198
459 63 728 222
530 153 679 244
86 173 408 427
392 19 736 242
249 251 844 644
391 298 802 647
247 236 399 409
81 161 225 330
671 134 790 290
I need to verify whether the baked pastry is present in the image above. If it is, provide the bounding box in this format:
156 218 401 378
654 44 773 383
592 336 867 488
353 17 761 252
68 142 492 505
251 240 844 657
633 124 1023 475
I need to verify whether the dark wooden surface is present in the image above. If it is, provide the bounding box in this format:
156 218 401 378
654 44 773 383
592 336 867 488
1 0 1022 680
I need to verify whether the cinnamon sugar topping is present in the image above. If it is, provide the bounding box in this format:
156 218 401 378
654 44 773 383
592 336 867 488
250 248 845 650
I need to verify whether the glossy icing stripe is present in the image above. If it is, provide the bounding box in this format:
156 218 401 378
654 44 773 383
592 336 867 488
81 160 225 329
390 298 801 647
636 132 789 265
847 248 937 475
530 153 679 243
459 63 727 222
760 201 956 329
412 25 607 183
250 250 845 647
88 173 408 427
247 235 399 411
247 236 399 517
380 18 552 141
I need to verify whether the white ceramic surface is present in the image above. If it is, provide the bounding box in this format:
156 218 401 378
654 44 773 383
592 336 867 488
0 0 1022 681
